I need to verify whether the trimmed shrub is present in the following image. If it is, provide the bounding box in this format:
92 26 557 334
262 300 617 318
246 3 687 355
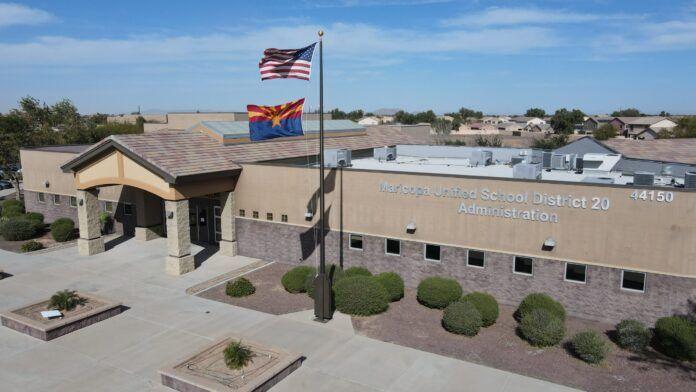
1 204 24 218
1 199 23 210
442 301 483 336
20 240 44 252
281 265 316 293
49 290 86 311
0 218 36 241
343 266 372 278
333 275 389 316
517 293 566 321
519 308 565 347
374 272 404 302
654 316 696 361
417 276 462 309
571 331 610 364
226 277 255 297
615 319 652 352
224 340 255 370
461 292 499 327
50 218 75 242
22 212 45 232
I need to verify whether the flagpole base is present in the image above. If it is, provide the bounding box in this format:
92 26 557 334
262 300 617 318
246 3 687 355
313 272 333 322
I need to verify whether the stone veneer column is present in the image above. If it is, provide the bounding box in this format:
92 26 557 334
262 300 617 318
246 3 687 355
164 199 195 275
218 191 237 257
76 189 105 256
134 191 162 241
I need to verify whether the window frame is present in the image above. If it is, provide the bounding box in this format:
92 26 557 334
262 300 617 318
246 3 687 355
564 262 587 284
52 194 61 205
266 212 273 221
239 209 245 217
252 211 259 219
621 270 646 293
123 203 133 216
384 238 401 256
466 249 486 268
512 256 534 276
104 201 114 213
69 196 77 208
349 233 363 251
424 243 441 262
281 214 288 222
37 192 45 204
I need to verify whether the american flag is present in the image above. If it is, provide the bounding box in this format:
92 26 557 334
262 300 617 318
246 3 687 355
259 43 316 81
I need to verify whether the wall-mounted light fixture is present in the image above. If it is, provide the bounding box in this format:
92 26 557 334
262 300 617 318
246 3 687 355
44 180 50 188
304 211 313 221
78 199 84 206
406 222 416 234
167 211 174 219
542 237 556 251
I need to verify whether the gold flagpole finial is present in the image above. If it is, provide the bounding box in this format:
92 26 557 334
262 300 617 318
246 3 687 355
318 30 324 38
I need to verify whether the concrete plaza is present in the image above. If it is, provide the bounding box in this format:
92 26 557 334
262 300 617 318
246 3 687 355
0 238 579 391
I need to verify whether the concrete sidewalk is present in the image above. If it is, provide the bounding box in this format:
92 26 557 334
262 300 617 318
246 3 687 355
0 238 580 391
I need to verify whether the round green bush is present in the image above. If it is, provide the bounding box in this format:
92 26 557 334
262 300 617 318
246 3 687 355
654 316 696 361
374 272 404 302
517 293 566 321
281 265 316 293
1 199 23 215
226 277 255 297
0 218 36 241
571 331 610 364
615 319 652 352
442 301 483 336
2 199 23 209
343 266 372 278
333 276 389 316
417 276 462 309
519 308 565 347
461 292 499 327
1 204 24 218
50 218 75 242
21 213 45 232
20 240 44 252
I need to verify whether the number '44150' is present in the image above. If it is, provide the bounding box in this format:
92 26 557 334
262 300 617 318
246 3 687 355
630 190 674 203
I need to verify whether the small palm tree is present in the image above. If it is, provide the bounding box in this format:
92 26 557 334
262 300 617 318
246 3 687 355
48 290 86 311
223 340 255 370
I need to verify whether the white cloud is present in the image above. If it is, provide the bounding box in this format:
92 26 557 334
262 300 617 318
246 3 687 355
0 23 560 67
442 6 638 27
0 3 54 28
596 19 696 53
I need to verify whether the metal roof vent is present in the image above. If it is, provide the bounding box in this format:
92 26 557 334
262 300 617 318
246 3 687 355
551 154 566 170
513 163 542 180
633 172 655 186
324 149 352 168
373 146 396 161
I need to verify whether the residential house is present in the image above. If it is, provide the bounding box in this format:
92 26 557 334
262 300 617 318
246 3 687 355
358 116 381 126
626 117 677 139
583 116 613 134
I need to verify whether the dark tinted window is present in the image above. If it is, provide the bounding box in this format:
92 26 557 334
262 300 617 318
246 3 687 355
467 250 485 267
239 209 245 217
622 271 646 292
565 263 586 283
385 239 400 255
350 234 363 250
425 244 441 261
514 256 533 275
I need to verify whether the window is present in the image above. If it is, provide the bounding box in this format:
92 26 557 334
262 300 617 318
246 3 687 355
349 234 363 250
266 213 273 221
252 211 259 219
104 202 114 213
239 209 245 217
37 192 45 203
69 196 77 208
565 263 587 283
621 270 646 292
281 214 288 222
424 244 441 262
467 250 485 268
513 256 533 276
213 206 221 243
123 203 133 216
385 238 400 256
52 194 61 205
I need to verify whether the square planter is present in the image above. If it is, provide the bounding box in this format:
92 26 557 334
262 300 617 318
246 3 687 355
0 292 123 341
159 337 303 392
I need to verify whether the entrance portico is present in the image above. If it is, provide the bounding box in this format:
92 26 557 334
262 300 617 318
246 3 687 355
61 135 241 275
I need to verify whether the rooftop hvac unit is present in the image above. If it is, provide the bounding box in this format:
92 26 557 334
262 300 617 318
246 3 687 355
633 171 655 186
510 157 525 166
574 156 584 171
526 150 543 164
513 163 542 180
551 154 566 170
471 150 493 166
685 172 696 189
542 152 552 169
324 148 352 168
373 146 396 161
567 154 578 170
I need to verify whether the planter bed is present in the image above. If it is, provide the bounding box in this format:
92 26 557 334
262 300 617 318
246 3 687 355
0 293 123 341
159 337 303 392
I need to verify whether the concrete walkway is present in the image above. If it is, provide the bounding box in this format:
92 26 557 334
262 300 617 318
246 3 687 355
0 238 580 391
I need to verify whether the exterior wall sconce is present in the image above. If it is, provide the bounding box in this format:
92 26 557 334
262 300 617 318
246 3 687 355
44 180 50 188
406 222 416 234
542 237 556 251
304 211 313 221
167 212 174 219
78 199 84 206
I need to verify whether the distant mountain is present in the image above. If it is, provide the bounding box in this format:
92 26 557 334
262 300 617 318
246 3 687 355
373 108 402 116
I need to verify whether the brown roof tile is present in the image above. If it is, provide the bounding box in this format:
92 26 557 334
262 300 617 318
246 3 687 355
602 138 696 165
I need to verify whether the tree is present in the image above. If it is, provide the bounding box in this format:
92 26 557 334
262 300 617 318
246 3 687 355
458 107 483 120
659 110 671 117
394 110 416 124
432 118 453 144
394 110 437 125
475 135 502 147
593 123 617 140
346 110 364 122
531 134 569 149
671 116 696 138
329 108 347 120
525 108 546 118
414 110 437 124
550 108 585 135
611 108 641 117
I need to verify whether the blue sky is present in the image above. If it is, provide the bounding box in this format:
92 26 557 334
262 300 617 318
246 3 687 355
1 0 695 115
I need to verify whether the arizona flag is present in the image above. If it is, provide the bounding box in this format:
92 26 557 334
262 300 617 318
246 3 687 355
247 98 305 141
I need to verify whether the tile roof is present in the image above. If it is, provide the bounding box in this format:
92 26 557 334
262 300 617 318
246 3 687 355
62 126 417 183
602 138 696 165
626 116 672 126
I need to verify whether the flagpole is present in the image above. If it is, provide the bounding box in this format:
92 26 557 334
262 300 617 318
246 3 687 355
314 30 332 322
